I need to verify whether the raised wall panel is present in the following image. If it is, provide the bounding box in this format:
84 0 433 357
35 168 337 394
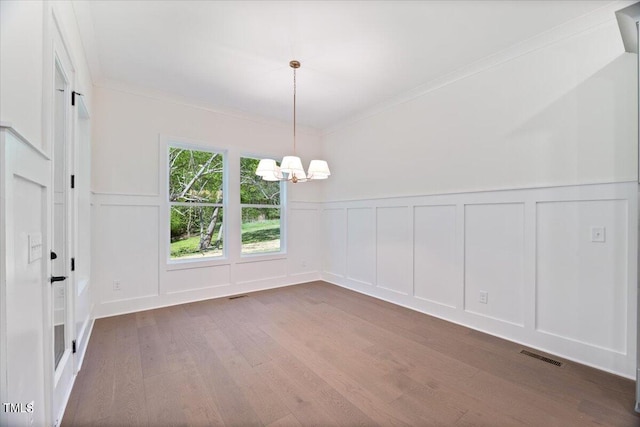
464 203 525 326
377 207 411 294
94 205 159 302
288 208 320 275
235 259 286 284
536 200 627 352
414 205 458 307
347 208 375 285
165 264 230 294
7 176 47 427
323 209 346 276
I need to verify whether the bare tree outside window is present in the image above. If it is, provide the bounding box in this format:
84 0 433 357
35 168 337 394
240 157 282 254
169 147 224 259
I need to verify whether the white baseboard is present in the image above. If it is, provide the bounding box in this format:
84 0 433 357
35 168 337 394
94 271 321 319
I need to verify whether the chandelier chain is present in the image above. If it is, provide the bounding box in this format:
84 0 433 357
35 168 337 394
293 65 297 155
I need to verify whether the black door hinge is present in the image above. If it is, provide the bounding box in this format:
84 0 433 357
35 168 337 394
71 91 83 106
71 175 75 189
72 340 77 354
71 258 75 272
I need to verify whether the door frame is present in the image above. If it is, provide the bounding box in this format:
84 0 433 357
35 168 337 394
72 93 92 374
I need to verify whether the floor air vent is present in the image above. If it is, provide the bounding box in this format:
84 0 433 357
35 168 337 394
520 350 563 367
229 295 248 300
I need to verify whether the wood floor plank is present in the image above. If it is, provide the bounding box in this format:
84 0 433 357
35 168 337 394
270 353 377 426
204 327 291 425
145 367 224 426
254 361 336 425
63 281 640 427
266 414 303 427
181 325 264 426
259 322 414 426
66 328 118 425
101 343 148 426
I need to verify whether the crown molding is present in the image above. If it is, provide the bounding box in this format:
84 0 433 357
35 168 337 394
616 1 640 53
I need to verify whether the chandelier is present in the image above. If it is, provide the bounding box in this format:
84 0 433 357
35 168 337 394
255 60 330 183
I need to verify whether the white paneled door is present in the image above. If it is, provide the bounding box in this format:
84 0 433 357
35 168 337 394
50 31 76 426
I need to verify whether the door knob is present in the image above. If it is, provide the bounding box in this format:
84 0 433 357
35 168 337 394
50 276 67 283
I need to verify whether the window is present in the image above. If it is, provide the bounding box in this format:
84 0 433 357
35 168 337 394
240 156 283 255
168 146 225 260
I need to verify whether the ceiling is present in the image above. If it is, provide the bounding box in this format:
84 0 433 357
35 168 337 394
74 1 614 130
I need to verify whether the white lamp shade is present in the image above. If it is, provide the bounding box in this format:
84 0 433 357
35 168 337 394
280 156 305 176
307 160 331 179
262 166 283 181
255 158 277 177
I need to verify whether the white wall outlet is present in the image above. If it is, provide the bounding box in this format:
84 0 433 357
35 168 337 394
479 291 489 304
113 280 121 291
28 233 43 263
591 226 605 243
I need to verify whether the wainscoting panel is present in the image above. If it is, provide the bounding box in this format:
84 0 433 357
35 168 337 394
322 208 346 277
536 199 628 353
347 208 375 285
288 208 321 276
94 204 160 303
165 264 230 294
322 182 637 378
93 195 322 317
413 205 458 308
235 258 287 284
377 206 411 295
464 203 525 326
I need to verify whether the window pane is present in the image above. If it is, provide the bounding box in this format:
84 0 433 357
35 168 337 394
240 157 280 205
169 147 223 203
170 205 224 259
241 208 280 254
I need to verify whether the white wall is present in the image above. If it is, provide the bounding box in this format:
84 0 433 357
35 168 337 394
0 1 44 148
320 13 638 378
322 20 637 201
91 86 325 317
91 86 323 201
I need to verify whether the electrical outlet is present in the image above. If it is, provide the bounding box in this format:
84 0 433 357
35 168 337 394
591 226 605 243
113 280 121 291
479 291 488 304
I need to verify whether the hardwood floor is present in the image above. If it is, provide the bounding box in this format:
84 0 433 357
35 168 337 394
62 281 639 426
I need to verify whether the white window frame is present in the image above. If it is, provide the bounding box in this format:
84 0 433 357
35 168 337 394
240 154 286 258
163 138 228 268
